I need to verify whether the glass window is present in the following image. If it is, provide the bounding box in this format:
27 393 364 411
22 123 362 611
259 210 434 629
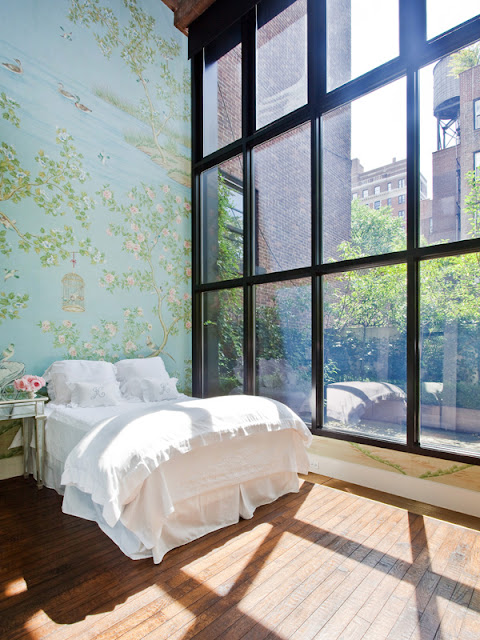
323 265 407 442
398 210 405 218
203 24 242 156
256 279 311 421
420 255 480 456
362 188 369 198
254 123 311 274
475 99 480 130
201 156 244 283
203 288 244 397
322 78 407 262
374 185 381 195
327 0 399 92
398 194 405 204
475 151 480 179
387 197 392 206
387 182 392 191
352 193 358 200
427 1 480 40
420 45 480 246
374 200 381 209
398 178 405 189
257 0 308 129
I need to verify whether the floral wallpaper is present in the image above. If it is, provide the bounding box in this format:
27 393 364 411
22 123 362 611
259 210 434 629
0 0 191 473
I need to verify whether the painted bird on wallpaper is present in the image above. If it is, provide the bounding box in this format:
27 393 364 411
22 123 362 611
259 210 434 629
1 58 22 74
74 96 92 113
98 152 110 165
1 344 15 362
146 336 158 351
59 27 73 41
3 268 19 281
58 82 76 100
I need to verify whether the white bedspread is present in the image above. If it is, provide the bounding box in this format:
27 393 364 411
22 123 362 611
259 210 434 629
60 394 312 530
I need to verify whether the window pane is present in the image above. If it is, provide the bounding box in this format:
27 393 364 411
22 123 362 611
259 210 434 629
420 43 480 246
254 123 311 274
203 288 243 397
201 156 244 283
322 79 407 263
323 265 407 442
420 255 480 456
204 24 241 156
257 0 307 129
327 0 399 92
427 1 480 40
256 279 311 421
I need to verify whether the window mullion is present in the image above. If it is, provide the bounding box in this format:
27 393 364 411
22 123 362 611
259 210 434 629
406 65 420 449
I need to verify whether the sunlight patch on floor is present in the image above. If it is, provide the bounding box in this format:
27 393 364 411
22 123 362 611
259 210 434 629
4 577 27 596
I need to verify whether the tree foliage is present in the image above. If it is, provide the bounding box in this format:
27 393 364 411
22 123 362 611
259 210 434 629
449 44 480 77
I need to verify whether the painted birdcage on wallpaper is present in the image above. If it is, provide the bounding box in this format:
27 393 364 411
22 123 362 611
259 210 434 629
62 272 85 312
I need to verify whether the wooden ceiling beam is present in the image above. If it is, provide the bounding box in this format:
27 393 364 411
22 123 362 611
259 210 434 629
162 0 217 35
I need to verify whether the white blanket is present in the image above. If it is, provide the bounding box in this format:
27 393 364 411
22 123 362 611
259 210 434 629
61 394 312 530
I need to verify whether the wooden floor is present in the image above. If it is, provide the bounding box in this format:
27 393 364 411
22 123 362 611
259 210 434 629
2 475 480 640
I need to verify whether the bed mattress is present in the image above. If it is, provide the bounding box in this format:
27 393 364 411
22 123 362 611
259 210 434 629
42 395 312 563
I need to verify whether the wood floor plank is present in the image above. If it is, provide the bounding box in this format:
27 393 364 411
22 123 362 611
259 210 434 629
105 490 362 640
183 492 386 640
2 475 480 640
247 504 408 640
20 485 322 640
179 497 387 640
360 521 463 639
41 483 334 640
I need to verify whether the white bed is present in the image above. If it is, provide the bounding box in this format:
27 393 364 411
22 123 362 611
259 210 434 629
40 372 312 563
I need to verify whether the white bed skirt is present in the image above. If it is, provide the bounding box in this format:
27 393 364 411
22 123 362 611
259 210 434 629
62 470 300 563
43 428 308 563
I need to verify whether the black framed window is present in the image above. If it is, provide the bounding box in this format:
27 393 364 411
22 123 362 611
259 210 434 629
191 0 480 465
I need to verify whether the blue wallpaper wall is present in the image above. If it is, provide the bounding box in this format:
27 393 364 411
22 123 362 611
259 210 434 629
0 0 192 392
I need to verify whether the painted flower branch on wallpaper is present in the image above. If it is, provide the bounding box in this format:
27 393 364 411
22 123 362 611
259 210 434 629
68 0 190 186
39 183 192 365
0 95 104 323
1 0 192 396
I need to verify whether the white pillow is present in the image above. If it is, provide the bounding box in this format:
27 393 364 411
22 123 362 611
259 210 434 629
121 376 179 403
69 381 122 408
115 356 170 390
42 360 117 405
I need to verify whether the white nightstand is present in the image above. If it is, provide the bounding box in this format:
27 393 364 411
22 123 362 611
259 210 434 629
0 396 48 488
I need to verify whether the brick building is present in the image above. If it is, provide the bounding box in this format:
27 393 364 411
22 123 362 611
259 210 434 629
351 157 428 221
421 54 480 244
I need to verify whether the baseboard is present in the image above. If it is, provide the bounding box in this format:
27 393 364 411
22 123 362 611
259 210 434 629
308 452 480 519
0 455 23 481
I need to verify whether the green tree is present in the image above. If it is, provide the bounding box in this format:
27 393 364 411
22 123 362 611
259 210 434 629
449 44 480 77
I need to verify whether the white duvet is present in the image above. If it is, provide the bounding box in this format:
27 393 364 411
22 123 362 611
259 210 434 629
59 394 312 533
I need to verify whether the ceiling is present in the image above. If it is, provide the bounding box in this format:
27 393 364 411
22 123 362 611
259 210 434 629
161 0 217 35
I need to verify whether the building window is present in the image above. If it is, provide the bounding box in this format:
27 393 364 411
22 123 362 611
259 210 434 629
192 1 480 465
